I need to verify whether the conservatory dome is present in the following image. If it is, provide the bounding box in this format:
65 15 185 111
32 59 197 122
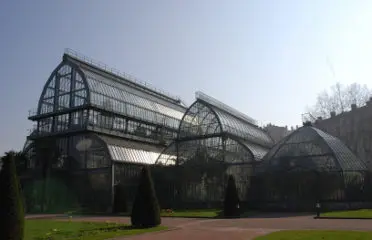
260 126 367 173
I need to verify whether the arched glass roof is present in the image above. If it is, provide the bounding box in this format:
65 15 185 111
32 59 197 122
179 98 273 148
36 51 187 131
213 107 273 147
158 95 273 166
37 63 89 115
261 126 367 172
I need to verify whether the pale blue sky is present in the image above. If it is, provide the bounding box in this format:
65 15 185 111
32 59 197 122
1 0 372 153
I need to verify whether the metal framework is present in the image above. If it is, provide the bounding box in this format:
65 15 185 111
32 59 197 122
256 126 369 206
155 95 274 205
23 50 187 212
24 50 370 212
26 50 187 159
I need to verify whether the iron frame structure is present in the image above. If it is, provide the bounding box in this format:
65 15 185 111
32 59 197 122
254 126 370 210
23 50 187 212
155 97 274 206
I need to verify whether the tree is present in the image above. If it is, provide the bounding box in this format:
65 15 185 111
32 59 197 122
131 167 161 228
223 175 240 218
0 154 25 239
307 82 372 119
2 151 28 174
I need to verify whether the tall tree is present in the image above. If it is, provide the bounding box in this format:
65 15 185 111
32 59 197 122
223 175 240 218
307 82 372 119
131 167 161 228
0 154 25 239
3 151 28 174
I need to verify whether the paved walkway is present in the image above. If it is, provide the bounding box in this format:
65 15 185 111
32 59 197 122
27 213 372 240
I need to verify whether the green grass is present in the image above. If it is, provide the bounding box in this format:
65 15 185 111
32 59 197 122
321 209 372 218
25 220 167 240
64 208 256 219
161 209 221 218
255 230 372 240
160 209 257 218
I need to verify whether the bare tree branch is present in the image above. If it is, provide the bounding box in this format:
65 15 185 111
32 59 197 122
307 82 372 119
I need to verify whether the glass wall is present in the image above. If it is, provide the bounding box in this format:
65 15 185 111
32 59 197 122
38 64 88 115
256 126 369 206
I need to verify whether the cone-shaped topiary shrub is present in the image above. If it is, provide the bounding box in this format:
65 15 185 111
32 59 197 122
223 175 240 218
131 167 161 228
113 184 127 213
0 154 25 239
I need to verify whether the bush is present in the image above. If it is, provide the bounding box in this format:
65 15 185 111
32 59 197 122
131 167 161 228
0 154 25 239
223 175 240 218
113 184 127 213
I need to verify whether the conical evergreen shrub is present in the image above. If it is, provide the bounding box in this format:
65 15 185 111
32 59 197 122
131 167 161 228
223 175 240 218
0 155 25 239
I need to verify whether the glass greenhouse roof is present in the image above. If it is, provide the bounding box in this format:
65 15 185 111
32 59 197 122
191 92 273 147
99 135 175 165
196 91 257 125
241 141 269 161
191 97 273 146
64 51 187 129
212 107 273 147
261 126 367 172
108 145 175 165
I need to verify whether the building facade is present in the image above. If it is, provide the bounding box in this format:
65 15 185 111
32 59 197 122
263 124 295 144
314 100 372 170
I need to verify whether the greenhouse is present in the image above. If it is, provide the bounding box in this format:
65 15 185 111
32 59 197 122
155 92 274 208
22 49 372 213
23 49 187 212
253 125 371 211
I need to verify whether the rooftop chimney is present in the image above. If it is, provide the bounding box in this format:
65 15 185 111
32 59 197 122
330 111 336 117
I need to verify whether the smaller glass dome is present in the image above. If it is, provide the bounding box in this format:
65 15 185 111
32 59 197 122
260 126 367 173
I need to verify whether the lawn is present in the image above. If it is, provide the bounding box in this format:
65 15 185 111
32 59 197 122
321 209 372 218
161 209 221 218
255 230 372 240
160 209 257 218
25 220 167 240
66 209 256 219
